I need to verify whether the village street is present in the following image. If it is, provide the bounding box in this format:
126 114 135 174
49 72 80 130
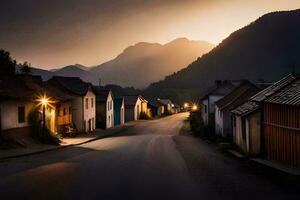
0 113 299 200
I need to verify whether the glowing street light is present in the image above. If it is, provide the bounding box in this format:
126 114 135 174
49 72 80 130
36 93 55 132
192 104 198 111
184 103 189 108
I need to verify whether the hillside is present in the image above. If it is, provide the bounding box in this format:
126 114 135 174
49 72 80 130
31 64 99 85
90 38 214 88
144 9 300 103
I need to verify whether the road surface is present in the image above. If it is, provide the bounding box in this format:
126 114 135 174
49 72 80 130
0 113 299 200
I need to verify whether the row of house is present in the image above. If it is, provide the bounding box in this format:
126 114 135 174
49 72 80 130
0 74 179 139
199 74 300 169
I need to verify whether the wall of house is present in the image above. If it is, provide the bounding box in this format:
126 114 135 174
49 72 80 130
125 107 135 122
106 92 114 128
0 100 34 130
264 103 300 168
121 100 125 125
233 115 247 153
135 98 142 120
248 111 261 155
158 106 164 116
72 97 83 132
83 88 96 132
233 111 261 156
215 106 223 135
208 95 223 114
201 99 209 125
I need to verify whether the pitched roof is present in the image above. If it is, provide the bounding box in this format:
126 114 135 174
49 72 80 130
200 80 237 100
148 98 164 109
123 95 147 107
93 86 111 102
231 101 260 116
265 78 300 106
158 99 172 105
250 73 297 102
215 81 260 111
48 76 92 96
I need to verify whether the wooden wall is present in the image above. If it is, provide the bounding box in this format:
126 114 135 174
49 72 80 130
264 103 300 168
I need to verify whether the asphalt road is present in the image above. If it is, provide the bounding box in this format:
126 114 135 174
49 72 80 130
0 112 299 200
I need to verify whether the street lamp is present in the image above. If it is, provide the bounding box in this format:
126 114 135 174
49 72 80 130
36 93 53 132
192 104 198 111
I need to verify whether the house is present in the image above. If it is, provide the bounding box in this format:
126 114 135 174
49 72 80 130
231 101 261 155
113 97 125 126
214 81 260 138
158 99 173 114
123 95 148 122
200 80 237 126
93 87 114 129
0 75 74 139
262 77 300 168
231 73 297 157
47 76 96 133
147 98 164 117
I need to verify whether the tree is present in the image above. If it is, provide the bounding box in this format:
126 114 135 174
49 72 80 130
21 61 31 74
0 49 16 78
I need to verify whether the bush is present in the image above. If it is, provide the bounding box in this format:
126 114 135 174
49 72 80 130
28 108 61 145
189 111 214 138
140 111 151 120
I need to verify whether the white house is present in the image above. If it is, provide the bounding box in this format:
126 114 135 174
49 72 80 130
200 80 236 126
123 95 148 122
214 81 260 138
48 76 96 133
93 87 114 129
158 99 173 114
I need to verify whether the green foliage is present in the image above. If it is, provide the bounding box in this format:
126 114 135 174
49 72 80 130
140 111 151 120
21 61 31 74
189 111 213 138
28 108 61 145
0 49 16 78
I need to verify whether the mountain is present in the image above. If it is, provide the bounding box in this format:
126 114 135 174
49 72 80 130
144 9 300 103
50 64 90 72
30 64 100 85
90 38 214 88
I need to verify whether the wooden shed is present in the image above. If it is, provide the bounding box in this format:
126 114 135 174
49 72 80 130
263 78 300 168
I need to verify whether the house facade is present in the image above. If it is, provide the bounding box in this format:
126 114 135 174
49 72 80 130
114 98 125 126
214 81 260 138
48 76 96 133
148 98 164 117
124 95 148 122
231 101 261 155
200 80 236 126
158 99 173 114
93 87 114 129
262 77 300 169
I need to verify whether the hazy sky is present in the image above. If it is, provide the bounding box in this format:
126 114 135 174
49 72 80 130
0 0 300 69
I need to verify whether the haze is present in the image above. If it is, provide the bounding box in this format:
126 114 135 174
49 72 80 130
1 0 300 69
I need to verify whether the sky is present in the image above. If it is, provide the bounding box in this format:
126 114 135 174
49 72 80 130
0 0 300 69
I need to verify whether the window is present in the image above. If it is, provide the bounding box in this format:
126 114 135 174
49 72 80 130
110 100 113 110
91 98 94 108
86 98 89 109
107 101 110 111
18 106 25 123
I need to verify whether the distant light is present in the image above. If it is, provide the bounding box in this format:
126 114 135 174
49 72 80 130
192 105 198 111
41 98 48 106
172 104 175 108
184 103 189 108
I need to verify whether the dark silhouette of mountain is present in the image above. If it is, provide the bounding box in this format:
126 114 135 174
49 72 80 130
90 38 214 88
50 64 89 72
144 9 300 103
30 64 100 85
